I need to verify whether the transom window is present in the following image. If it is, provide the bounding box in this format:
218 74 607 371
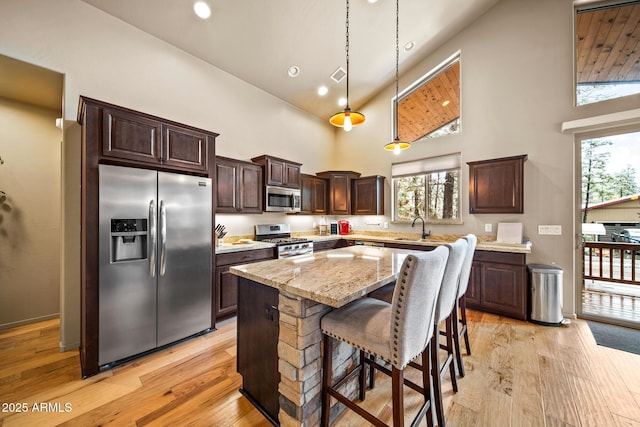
394 52 461 142
392 153 461 223
576 1 640 105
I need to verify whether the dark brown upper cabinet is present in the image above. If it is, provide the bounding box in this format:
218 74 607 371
467 155 527 214
316 171 361 215
215 156 263 214
251 155 301 189
300 173 328 215
352 176 385 215
101 105 212 173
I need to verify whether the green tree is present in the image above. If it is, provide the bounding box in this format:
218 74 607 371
582 138 612 223
608 165 639 198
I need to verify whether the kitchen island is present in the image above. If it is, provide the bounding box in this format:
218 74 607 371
230 245 414 427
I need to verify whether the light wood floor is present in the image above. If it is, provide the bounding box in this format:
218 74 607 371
1 310 639 427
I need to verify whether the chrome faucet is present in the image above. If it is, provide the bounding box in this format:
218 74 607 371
411 216 430 239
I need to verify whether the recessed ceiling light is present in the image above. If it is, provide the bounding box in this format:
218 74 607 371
442 100 450 107
403 41 415 52
287 66 301 78
338 97 347 107
368 0 378 3
193 1 211 19
318 86 328 96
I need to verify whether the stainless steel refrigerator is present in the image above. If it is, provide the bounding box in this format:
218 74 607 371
98 164 212 366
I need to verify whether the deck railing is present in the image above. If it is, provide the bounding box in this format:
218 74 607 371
583 241 640 286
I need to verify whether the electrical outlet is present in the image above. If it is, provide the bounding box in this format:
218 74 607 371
538 225 562 235
485 224 492 232
383 222 389 229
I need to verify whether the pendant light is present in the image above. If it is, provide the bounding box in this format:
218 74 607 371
384 0 411 154
330 0 365 131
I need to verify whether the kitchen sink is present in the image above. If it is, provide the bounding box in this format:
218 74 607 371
394 237 434 243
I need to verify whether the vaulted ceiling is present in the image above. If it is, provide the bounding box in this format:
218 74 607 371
79 0 499 120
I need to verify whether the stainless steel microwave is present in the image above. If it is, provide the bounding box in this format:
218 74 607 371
265 185 301 212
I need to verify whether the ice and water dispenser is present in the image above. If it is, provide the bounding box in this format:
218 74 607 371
110 219 148 262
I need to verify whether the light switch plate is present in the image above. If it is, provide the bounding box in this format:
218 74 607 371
538 225 562 235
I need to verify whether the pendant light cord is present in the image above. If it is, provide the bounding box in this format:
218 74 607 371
345 0 350 109
394 0 400 140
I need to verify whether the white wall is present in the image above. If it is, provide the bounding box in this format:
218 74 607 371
0 0 335 348
333 0 640 317
0 98 62 328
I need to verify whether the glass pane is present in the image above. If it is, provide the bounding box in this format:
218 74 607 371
396 57 461 142
394 175 426 221
576 3 640 105
427 170 459 220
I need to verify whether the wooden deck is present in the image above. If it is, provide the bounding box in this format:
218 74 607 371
583 242 640 325
582 287 640 324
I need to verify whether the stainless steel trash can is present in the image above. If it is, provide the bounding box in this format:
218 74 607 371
528 264 563 326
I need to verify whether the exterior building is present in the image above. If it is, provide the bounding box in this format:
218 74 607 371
583 194 640 241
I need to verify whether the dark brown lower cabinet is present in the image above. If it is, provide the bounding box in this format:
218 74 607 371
214 248 276 320
381 242 527 321
466 251 527 320
312 239 348 252
237 277 280 425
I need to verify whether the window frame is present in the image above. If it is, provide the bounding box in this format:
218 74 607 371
391 153 463 225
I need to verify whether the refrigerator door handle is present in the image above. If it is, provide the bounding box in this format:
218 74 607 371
149 199 156 278
159 200 167 276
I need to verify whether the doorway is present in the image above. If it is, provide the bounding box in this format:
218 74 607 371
579 130 640 328
0 54 64 331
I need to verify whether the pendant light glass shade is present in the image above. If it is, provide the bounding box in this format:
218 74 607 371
385 0 410 153
384 138 411 154
330 0 365 131
330 108 365 131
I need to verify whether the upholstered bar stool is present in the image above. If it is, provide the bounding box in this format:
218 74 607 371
428 238 467 427
452 234 477 377
368 239 467 427
320 247 449 427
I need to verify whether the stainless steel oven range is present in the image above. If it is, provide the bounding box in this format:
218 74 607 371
255 223 313 259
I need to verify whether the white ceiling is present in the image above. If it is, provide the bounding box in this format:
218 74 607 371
79 0 499 120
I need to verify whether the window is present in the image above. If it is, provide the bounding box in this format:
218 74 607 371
575 2 640 105
392 153 461 223
394 52 461 142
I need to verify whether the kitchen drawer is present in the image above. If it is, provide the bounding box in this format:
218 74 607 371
217 247 276 266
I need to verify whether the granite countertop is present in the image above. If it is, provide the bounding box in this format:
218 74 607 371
215 231 531 255
296 233 532 254
215 240 275 254
230 246 414 307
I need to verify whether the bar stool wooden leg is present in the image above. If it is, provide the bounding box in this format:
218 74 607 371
460 295 471 355
322 334 333 427
430 333 446 427
420 346 434 427
392 367 404 427
445 317 458 393
452 301 465 378
359 350 367 401
368 354 376 389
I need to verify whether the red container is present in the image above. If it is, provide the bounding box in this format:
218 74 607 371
338 220 350 235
